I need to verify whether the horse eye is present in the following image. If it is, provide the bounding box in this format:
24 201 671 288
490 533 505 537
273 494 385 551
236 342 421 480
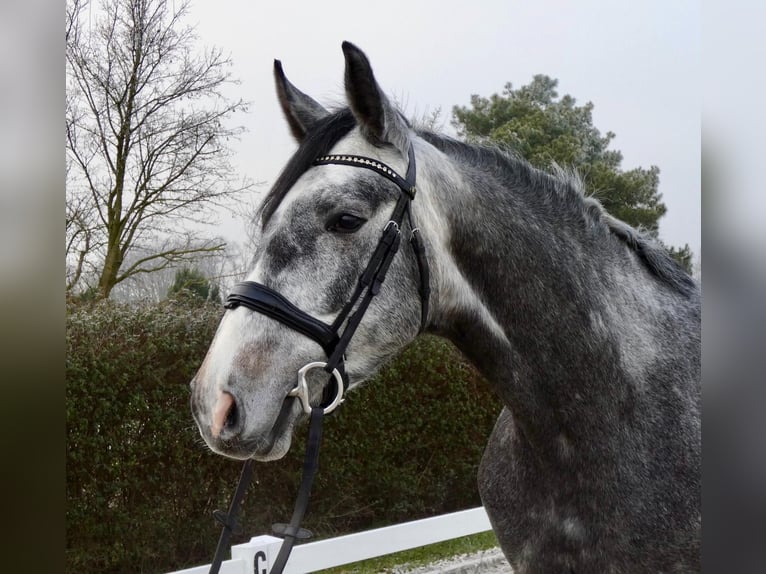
326 213 367 234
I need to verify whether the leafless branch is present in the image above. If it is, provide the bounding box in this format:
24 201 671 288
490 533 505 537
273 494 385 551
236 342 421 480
115 240 226 283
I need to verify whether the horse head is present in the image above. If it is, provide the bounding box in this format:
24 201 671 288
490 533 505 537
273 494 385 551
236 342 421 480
190 43 428 461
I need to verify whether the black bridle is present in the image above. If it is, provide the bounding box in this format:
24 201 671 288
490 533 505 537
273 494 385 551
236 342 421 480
207 144 429 574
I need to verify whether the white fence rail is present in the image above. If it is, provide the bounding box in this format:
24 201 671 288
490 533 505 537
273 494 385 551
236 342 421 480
168 506 493 574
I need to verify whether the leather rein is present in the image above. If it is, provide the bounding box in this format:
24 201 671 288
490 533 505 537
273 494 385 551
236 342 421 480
207 144 429 574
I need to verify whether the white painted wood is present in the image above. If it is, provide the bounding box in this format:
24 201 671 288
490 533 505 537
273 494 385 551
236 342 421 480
231 535 284 574
165 506 493 574
167 558 246 574
283 507 492 573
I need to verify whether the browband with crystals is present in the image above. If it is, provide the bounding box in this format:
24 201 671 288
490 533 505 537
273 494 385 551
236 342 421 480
314 154 417 199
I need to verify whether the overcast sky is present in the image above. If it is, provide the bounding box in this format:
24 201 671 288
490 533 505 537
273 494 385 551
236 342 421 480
190 0 700 257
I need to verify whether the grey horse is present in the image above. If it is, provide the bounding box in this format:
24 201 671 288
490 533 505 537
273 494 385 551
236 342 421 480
190 42 701 573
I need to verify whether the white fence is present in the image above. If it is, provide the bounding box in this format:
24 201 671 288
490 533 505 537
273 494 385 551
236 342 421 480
168 506 493 574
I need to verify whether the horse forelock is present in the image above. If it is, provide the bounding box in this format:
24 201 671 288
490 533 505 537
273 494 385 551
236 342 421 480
260 108 357 225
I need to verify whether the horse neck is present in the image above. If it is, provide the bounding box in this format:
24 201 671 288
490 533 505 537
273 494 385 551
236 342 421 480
413 137 698 453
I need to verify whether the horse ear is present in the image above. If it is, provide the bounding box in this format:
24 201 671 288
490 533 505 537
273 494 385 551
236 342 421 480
342 41 410 154
274 60 330 142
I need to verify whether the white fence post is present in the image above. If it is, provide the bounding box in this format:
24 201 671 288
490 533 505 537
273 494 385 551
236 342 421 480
231 535 283 574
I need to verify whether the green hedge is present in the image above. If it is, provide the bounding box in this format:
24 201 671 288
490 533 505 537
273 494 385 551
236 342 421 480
66 300 501 573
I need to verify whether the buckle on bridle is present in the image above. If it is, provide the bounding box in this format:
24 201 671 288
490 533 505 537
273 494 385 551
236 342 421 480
289 361 345 415
384 220 400 233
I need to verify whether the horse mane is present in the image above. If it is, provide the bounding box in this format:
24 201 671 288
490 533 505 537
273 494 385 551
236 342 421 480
418 131 697 296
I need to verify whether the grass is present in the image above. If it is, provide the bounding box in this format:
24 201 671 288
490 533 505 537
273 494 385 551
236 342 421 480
315 530 500 574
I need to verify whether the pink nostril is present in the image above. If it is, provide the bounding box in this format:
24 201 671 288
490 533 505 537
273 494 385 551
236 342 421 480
211 392 236 438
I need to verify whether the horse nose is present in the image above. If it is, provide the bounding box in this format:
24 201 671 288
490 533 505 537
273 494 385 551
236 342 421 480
211 391 242 439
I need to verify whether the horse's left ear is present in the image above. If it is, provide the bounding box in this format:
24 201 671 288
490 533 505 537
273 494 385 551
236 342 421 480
342 41 410 155
274 60 330 142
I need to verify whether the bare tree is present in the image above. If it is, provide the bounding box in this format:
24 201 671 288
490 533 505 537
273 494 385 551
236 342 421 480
66 0 251 299
65 190 101 292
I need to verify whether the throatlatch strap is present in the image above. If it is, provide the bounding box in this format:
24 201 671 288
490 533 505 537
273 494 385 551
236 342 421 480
411 228 430 331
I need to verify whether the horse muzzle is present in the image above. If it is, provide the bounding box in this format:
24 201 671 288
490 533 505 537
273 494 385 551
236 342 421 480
193 389 301 461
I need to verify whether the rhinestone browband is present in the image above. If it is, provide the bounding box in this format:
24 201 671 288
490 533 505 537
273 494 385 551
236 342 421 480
313 154 416 199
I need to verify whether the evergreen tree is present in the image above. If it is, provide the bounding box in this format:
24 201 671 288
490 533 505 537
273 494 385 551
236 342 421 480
167 268 219 302
452 75 670 237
